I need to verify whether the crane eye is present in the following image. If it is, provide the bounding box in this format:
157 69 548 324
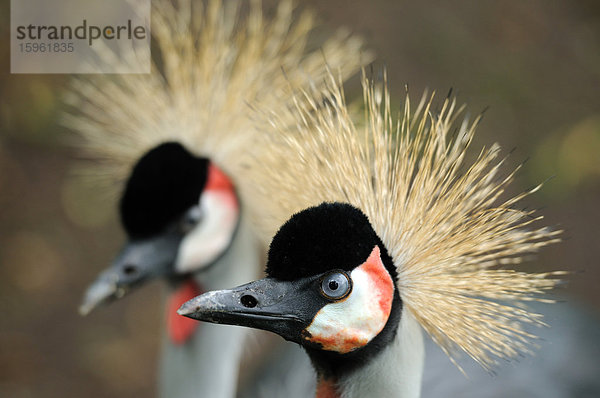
181 205 203 232
320 271 352 300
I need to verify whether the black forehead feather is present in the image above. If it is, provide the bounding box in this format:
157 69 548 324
120 142 208 238
266 202 395 281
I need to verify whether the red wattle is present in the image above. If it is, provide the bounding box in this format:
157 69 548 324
316 378 341 398
167 279 203 345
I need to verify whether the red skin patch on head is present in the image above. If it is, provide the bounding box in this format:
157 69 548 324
359 246 394 315
316 378 341 398
205 163 238 209
205 163 234 192
167 279 203 345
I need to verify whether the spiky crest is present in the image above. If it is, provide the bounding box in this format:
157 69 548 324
63 0 370 200
242 70 565 370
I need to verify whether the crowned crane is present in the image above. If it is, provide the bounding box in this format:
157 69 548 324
65 1 369 396
178 72 565 397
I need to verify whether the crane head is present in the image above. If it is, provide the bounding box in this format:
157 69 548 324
79 142 239 315
178 203 403 375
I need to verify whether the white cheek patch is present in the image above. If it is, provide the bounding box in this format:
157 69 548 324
304 246 394 353
175 189 239 273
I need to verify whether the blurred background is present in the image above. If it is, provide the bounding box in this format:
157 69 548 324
1 0 599 396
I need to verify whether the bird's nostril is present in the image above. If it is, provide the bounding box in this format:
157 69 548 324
123 264 138 276
241 294 258 308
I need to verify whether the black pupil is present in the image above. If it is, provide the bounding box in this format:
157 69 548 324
328 280 339 290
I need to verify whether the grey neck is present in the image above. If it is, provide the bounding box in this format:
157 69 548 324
159 215 261 398
336 309 424 398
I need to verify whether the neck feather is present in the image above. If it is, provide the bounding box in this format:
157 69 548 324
328 309 424 398
160 215 261 398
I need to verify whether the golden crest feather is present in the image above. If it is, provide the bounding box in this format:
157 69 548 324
242 70 564 370
63 0 371 198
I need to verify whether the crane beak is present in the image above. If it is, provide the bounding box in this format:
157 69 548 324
79 268 121 316
79 231 182 315
177 276 323 344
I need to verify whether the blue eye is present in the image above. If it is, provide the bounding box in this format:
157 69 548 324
320 271 351 300
181 205 203 232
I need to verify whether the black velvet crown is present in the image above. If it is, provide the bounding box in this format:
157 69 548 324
119 142 209 239
266 202 396 281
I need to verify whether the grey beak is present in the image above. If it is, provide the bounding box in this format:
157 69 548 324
79 270 124 315
178 277 322 344
78 231 182 315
